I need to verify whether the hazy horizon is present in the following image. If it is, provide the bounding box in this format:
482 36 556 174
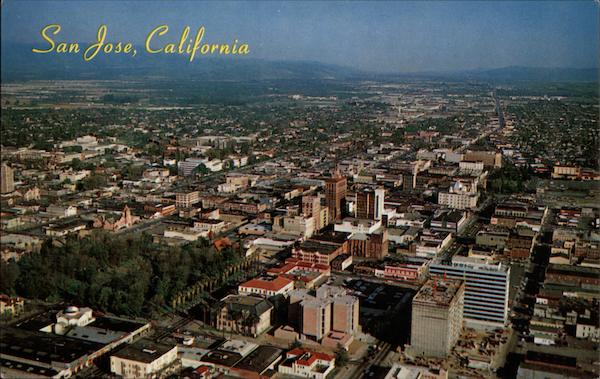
1 0 598 74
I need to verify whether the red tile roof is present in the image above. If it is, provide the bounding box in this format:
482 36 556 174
288 348 335 366
194 365 210 374
240 276 293 292
213 237 233 252
266 259 330 275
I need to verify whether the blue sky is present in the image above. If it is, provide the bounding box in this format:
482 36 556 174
1 0 598 72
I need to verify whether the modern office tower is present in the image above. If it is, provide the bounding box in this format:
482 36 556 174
429 256 510 328
1 163 15 194
325 176 347 222
410 278 464 358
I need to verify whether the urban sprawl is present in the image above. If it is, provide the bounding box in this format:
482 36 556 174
0 79 598 378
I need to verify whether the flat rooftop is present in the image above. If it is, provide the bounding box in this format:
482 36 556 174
413 278 463 307
0 357 61 377
233 345 283 373
308 229 350 245
0 327 104 365
201 350 244 367
88 316 147 333
239 275 293 291
66 325 128 344
546 264 600 279
298 240 341 254
111 338 175 363
14 311 55 331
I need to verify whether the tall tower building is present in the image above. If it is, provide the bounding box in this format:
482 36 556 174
374 187 385 221
325 176 347 223
1 163 15 194
331 295 359 334
355 187 385 221
301 194 328 231
429 256 510 328
293 285 360 342
410 277 464 358
302 195 321 217
355 189 374 220
301 297 332 341
316 284 359 334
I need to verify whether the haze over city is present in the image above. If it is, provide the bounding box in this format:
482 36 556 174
1 0 598 72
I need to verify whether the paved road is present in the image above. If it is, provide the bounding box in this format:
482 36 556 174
154 314 194 341
500 211 553 377
348 341 392 379
115 215 167 234
493 90 506 129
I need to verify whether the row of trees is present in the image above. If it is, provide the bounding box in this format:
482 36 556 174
0 233 243 317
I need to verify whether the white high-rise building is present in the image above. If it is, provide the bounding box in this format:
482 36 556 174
429 256 510 328
374 187 385 221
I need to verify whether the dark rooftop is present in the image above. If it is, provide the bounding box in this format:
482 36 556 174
308 228 350 245
546 264 600 279
432 209 465 224
345 279 414 311
14 311 55 331
0 327 104 365
0 357 60 377
111 339 175 363
525 351 577 368
233 345 283 374
201 350 243 367
88 316 146 333
222 295 273 317
298 240 340 255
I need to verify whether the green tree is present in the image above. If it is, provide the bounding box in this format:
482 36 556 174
78 174 108 190
193 163 210 176
335 344 349 367
0 260 20 295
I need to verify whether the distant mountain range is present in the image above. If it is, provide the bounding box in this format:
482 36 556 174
1 42 597 83
454 66 598 82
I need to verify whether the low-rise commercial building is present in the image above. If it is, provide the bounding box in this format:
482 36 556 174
110 339 177 379
278 348 335 379
238 276 294 297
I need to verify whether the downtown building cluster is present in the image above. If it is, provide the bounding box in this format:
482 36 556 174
0 79 598 378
